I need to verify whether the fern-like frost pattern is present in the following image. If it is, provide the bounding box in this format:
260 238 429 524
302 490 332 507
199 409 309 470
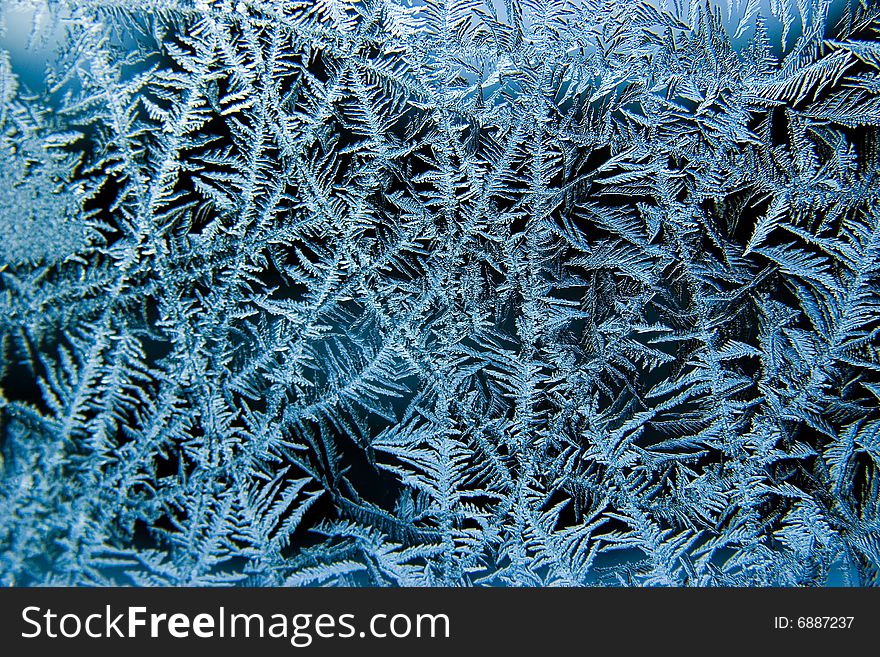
1 0 879 586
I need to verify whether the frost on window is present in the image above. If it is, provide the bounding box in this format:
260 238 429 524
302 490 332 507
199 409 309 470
0 0 878 586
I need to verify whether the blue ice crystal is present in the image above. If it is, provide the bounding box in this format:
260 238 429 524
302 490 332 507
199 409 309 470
0 0 878 586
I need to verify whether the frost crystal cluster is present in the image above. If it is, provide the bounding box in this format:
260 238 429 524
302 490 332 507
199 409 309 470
1 0 879 586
